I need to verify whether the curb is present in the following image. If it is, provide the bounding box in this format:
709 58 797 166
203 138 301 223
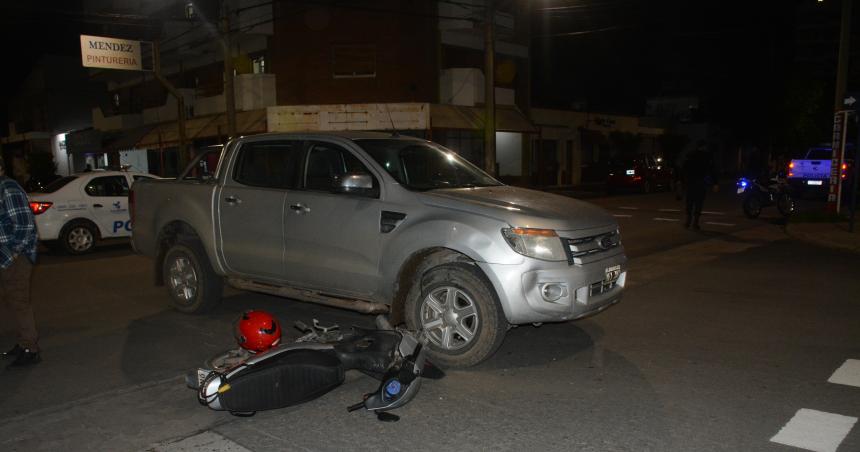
785 224 860 254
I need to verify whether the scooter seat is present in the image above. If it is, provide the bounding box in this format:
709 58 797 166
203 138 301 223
218 348 344 412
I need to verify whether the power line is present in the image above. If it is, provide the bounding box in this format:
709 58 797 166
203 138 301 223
534 25 624 38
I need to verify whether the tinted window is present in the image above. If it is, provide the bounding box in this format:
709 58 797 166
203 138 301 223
233 141 301 189
806 148 831 160
39 176 77 193
85 176 129 197
183 148 223 181
304 142 375 192
133 175 155 181
357 139 500 191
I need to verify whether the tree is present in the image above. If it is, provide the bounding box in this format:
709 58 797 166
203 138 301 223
774 75 830 154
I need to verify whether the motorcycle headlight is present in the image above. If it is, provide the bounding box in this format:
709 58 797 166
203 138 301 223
501 228 567 261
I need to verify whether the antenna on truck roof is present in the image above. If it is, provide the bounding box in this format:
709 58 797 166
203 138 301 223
383 103 400 137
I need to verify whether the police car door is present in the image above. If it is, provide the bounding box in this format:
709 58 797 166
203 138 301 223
83 175 131 238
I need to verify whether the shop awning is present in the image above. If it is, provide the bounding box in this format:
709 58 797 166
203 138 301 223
430 104 536 133
136 109 268 149
102 125 155 152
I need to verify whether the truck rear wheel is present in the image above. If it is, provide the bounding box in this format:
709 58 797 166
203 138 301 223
405 263 507 368
163 242 223 314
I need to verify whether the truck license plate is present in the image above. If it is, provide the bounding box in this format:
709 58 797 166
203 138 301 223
605 265 621 283
807 180 823 186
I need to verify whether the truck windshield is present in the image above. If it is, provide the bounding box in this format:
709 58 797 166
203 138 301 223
357 139 502 191
806 148 832 160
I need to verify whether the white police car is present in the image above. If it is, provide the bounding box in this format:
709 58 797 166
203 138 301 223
28 170 158 254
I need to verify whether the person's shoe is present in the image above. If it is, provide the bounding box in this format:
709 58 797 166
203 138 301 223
2 344 24 359
6 349 41 368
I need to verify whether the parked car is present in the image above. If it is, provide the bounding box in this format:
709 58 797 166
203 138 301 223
131 132 628 367
28 170 159 254
606 155 671 194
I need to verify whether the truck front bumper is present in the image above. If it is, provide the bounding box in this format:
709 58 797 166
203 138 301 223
478 250 627 325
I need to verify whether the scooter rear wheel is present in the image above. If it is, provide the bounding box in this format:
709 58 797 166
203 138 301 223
777 193 795 217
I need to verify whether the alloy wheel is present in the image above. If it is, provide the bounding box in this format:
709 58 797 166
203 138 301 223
168 256 198 304
420 286 479 351
67 226 94 252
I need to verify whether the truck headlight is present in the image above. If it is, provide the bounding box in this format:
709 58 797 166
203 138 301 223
501 228 567 261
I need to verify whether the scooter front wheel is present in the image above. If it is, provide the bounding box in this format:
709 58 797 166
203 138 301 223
743 196 762 219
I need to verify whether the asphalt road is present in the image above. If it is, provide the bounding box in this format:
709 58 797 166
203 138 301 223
1 189 858 452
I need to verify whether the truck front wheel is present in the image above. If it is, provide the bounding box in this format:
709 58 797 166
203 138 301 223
163 242 223 314
405 264 507 368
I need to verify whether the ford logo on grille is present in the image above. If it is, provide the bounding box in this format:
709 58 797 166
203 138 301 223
598 235 614 250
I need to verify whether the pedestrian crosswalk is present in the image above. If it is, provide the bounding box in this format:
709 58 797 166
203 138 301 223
769 359 860 452
606 205 737 227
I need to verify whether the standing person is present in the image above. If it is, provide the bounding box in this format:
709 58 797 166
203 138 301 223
0 159 40 368
682 140 719 230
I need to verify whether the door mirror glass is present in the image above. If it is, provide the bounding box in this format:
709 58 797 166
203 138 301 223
335 173 375 196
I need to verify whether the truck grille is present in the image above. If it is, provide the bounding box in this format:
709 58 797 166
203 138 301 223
563 230 621 265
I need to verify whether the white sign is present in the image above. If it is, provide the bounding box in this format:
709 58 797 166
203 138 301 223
267 103 429 132
80 35 144 71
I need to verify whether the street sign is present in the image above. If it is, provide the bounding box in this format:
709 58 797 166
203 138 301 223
80 35 149 71
845 96 857 107
828 111 848 212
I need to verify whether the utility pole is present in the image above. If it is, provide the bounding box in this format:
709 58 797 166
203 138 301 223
152 41 189 169
483 0 496 176
221 0 237 139
829 0 853 213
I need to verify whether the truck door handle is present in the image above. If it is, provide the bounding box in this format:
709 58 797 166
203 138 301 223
93 204 103 208
289 203 310 214
224 195 241 205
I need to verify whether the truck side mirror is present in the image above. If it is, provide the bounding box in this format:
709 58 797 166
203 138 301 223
335 173 378 197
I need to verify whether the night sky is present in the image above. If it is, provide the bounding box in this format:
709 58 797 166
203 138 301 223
2 0 858 150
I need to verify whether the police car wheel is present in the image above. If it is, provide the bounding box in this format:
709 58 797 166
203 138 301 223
60 221 97 255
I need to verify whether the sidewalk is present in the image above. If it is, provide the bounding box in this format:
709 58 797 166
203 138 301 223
786 221 860 254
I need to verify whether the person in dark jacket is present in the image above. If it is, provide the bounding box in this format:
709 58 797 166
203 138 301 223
682 141 719 230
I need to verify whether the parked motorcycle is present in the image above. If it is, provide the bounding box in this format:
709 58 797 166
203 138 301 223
188 315 440 422
737 176 796 218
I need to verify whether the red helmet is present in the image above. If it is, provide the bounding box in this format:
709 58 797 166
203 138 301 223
235 310 281 352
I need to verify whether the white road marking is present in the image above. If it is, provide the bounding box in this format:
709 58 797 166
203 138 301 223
618 206 638 210
653 217 680 222
828 359 860 388
148 431 252 452
613 214 633 218
704 221 736 227
658 208 681 212
770 408 857 452
701 211 725 215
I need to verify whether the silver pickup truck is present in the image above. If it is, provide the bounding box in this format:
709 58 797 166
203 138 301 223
131 132 627 367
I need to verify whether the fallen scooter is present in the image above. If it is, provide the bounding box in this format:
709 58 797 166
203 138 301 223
186 311 440 422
